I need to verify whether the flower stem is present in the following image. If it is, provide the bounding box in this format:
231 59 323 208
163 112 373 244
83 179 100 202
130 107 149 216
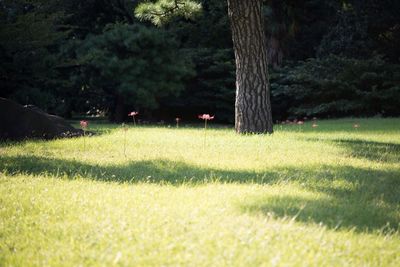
83 129 86 151
124 129 127 157
204 119 207 148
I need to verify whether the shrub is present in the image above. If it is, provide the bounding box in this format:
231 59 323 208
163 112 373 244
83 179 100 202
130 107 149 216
271 55 400 119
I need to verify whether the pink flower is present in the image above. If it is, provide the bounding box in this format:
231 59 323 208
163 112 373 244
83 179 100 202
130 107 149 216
198 114 214 147
198 114 215 120
128 111 139 126
175 117 181 128
297 121 304 125
80 120 88 129
128 111 139 116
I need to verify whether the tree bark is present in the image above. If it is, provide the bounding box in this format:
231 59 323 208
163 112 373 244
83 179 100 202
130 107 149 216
227 0 273 133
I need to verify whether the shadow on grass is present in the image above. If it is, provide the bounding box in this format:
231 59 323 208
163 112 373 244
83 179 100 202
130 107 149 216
240 164 399 232
303 137 400 163
0 155 273 184
1 155 400 232
241 194 399 233
334 139 400 163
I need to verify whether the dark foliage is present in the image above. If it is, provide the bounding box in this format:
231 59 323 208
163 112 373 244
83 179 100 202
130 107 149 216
1 0 399 122
271 56 400 119
67 23 193 122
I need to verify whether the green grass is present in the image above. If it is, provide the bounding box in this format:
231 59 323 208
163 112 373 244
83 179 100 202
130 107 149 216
1 118 399 266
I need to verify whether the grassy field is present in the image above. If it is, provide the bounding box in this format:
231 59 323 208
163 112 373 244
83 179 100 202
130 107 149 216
1 118 399 266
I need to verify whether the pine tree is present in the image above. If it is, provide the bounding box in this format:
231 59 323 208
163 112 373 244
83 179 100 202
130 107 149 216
135 0 274 133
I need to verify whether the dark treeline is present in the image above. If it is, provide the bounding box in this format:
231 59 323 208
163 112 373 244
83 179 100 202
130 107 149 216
1 0 399 123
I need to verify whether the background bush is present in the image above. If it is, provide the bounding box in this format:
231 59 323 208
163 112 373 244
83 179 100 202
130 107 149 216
1 0 399 122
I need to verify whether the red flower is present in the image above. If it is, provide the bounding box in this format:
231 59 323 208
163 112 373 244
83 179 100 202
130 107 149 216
198 114 215 120
80 120 88 129
128 111 139 116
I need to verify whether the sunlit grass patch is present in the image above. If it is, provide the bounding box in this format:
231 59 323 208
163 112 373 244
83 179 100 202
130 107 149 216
1 118 399 266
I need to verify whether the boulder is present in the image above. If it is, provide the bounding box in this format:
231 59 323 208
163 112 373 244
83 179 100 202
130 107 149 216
0 97 84 140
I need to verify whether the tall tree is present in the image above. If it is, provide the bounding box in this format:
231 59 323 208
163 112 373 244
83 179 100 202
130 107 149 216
70 24 192 122
227 0 273 133
136 0 274 133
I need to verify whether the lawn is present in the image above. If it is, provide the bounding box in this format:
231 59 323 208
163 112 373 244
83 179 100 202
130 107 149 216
0 118 399 266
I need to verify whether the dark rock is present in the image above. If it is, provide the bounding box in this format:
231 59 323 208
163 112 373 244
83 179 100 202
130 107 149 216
0 97 84 141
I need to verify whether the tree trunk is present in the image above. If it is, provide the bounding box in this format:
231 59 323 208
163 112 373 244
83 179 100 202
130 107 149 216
227 0 273 134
